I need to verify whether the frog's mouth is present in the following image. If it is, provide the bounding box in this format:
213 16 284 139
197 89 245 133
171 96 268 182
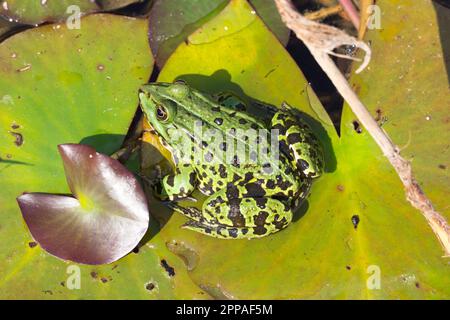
139 92 170 142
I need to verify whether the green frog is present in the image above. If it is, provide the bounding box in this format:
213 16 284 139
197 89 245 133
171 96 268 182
139 81 324 239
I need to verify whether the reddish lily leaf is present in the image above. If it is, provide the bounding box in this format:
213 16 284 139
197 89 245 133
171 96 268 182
17 144 149 265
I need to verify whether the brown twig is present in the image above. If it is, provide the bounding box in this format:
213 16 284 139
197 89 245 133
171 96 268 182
304 5 343 21
274 0 450 257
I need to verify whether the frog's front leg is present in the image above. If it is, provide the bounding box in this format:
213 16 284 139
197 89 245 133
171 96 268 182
158 164 197 201
272 102 324 178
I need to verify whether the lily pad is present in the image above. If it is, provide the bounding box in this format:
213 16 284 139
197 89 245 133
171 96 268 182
348 0 450 219
17 144 150 265
145 0 450 299
0 14 205 299
149 0 290 67
0 0 100 25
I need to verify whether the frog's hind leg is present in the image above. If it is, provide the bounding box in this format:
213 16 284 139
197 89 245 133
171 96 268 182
200 192 293 239
272 102 324 178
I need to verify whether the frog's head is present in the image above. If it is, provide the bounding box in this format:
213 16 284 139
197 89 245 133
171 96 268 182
139 81 193 143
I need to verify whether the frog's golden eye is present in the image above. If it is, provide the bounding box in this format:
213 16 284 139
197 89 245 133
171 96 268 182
156 105 168 121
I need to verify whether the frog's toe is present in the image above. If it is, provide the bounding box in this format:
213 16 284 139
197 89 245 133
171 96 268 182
165 202 204 221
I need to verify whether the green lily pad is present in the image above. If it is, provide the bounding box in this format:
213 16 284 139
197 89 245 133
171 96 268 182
146 0 450 299
347 0 450 220
0 0 100 25
149 0 290 67
0 14 204 299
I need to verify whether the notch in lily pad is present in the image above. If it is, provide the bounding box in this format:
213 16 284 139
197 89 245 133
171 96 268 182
17 144 150 265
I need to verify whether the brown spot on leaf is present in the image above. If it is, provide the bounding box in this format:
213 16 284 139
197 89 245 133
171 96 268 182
145 282 155 291
90 271 98 279
351 215 360 229
438 164 447 170
352 121 362 134
9 131 23 146
28 241 37 248
337 185 345 192
346 265 351 270
160 259 175 277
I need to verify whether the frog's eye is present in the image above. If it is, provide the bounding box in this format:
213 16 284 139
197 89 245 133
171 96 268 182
156 105 169 121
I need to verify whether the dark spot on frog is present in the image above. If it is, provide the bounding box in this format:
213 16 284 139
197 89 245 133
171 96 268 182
351 215 360 229
11 123 20 129
245 182 266 197
146 282 155 291
415 282 420 289
90 271 98 279
273 216 287 230
9 131 23 146
189 171 196 186
232 155 240 167
352 120 363 134
42 290 53 295
346 265 352 270
100 277 109 283
226 183 239 199
218 164 227 178
220 142 227 151
28 241 37 248
238 118 247 125
166 175 174 187
228 228 238 238
337 184 345 192
298 158 310 171
262 163 273 174
266 180 276 189
287 132 302 144
211 106 220 112
60 281 65 287
160 259 175 277
438 164 447 170
250 123 259 130
228 199 245 227
255 198 267 209
204 151 213 162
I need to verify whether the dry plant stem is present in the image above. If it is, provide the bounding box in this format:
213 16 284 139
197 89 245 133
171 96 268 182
304 5 343 21
274 0 450 257
338 0 360 29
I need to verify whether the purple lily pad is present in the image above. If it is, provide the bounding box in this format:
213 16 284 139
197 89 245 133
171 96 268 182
17 144 150 265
